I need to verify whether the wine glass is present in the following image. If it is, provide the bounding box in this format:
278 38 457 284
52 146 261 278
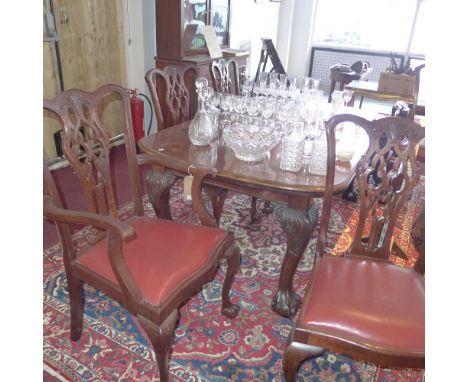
331 91 344 114
258 72 268 96
343 89 354 107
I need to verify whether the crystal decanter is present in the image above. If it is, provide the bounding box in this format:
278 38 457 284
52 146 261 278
188 77 218 146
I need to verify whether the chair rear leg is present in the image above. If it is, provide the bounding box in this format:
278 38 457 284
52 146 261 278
221 245 241 318
68 276 84 341
138 310 179 382
283 341 323 382
250 197 261 223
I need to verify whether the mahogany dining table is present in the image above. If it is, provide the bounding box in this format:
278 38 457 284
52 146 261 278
138 114 371 318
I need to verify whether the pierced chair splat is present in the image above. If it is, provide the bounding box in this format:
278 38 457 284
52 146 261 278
283 115 425 381
43 84 241 382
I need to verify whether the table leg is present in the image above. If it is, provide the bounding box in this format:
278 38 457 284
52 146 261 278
272 203 318 318
146 169 176 220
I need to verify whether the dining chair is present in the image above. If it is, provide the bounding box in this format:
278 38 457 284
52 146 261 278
283 115 425 381
210 58 241 95
146 65 230 224
211 58 270 222
145 65 198 131
43 84 241 382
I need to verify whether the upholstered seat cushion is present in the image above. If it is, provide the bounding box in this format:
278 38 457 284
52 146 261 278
301 255 424 353
77 217 228 305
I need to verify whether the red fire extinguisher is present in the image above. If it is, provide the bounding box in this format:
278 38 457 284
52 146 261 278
130 89 145 143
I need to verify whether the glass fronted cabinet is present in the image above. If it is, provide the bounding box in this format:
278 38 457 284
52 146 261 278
155 0 245 112
156 0 232 59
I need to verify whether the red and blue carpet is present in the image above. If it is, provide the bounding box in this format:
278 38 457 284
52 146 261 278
44 175 424 381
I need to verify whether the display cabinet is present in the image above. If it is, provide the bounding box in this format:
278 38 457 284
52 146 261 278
155 0 248 94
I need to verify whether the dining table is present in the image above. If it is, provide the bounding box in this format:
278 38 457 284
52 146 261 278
138 113 372 318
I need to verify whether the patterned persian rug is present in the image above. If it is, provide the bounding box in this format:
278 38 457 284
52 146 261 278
44 175 425 381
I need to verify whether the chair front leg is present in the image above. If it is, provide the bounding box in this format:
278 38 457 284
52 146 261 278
138 310 179 382
203 185 228 226
221 245 241 319
146 169 177 220
68 275 84 341
283 341 324 382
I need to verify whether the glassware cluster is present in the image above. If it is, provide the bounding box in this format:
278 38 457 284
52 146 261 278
189 75 357 173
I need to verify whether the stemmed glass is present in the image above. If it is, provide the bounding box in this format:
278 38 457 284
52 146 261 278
268 73 279 97
343 89 354 107
331 91 344 115
246 96 260 118
257 72 268 96
261 97 276 119
276 99 294 135
300 99 319 157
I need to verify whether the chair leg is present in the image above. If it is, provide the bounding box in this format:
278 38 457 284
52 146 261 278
283 341 324 382
221 245 241 319
250 197 262 223
68 276 84 341
204 185 228 226
262 200 274 214
138 310 179 382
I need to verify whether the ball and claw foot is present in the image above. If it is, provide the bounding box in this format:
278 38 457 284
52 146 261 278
272 290 301 318
222 304 241 319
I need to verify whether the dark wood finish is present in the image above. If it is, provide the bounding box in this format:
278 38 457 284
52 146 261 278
210 58 240 95
138 119 370 318
328 68 370 105
346 64 424 121
254 38 286 83
43 85 240 381
145 65 198 131
155 0 247 106
283 115 425 380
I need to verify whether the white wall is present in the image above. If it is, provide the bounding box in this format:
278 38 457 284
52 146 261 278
121 0 157 134
276 0 317 77
229 0 281 78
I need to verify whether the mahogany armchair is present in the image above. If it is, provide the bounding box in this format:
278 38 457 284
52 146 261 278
283 115 425 380
43 84 241 382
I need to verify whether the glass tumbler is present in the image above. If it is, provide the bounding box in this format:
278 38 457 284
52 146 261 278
280 121 305 172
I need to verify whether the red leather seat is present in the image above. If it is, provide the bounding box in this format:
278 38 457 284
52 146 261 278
302 255 425 354
78 217 228 305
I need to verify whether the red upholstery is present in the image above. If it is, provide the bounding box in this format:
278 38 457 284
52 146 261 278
302 255 424 353
77 217 228 305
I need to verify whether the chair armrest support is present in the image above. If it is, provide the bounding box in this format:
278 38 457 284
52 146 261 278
43 194 143 312
190 165 219 228
43 195 136 242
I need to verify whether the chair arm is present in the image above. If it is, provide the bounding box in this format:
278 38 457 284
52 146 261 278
43 195 136 242
190 165 219 228
137 151 222 228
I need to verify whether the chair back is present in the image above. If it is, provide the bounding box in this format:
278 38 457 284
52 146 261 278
317 115 425 267
43 85 145 219
210 58 240 95
145 66 197 130
410 63 425 119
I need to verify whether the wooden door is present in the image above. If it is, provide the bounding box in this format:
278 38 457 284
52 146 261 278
44 0 127 160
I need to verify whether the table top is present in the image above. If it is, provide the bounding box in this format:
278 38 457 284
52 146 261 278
346 80 415 103
139 119 371 197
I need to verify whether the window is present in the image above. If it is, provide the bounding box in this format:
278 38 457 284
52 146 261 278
313 0 425 55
